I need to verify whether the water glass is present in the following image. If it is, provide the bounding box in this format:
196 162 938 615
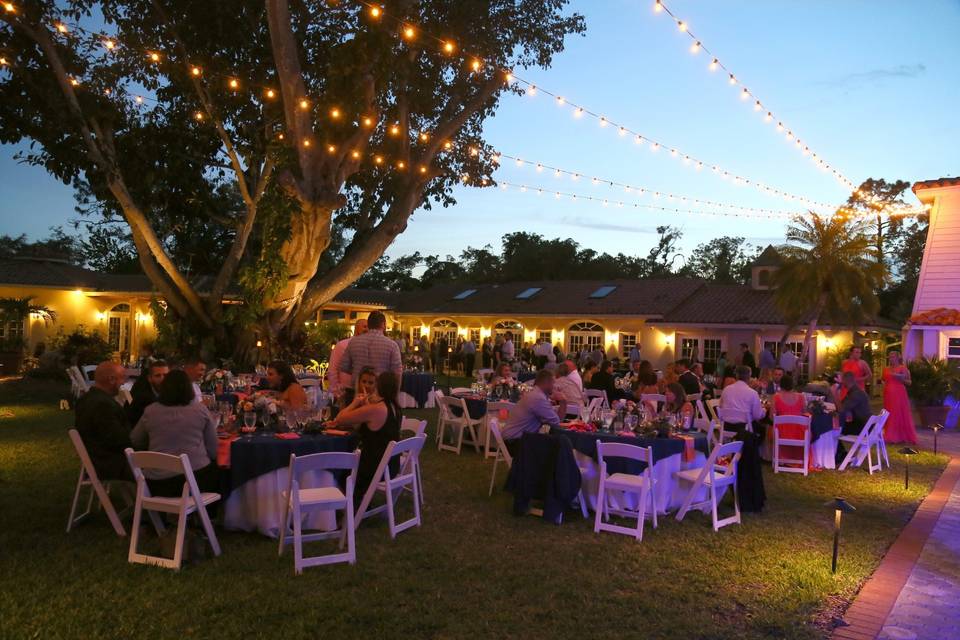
242 411 257 434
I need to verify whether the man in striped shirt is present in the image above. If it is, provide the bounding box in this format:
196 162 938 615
339 311 402 388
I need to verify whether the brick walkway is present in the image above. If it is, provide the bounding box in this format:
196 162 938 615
832 457 960 640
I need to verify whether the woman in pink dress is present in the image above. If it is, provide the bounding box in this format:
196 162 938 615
882 350 917 444
771 375 813 468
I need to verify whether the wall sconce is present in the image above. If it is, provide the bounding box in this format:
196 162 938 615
255 339 263 348
95 311 106 321
900 447 918 489
828 497 856 573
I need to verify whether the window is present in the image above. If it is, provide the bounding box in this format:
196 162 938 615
515 287 542 299
703 338 723 364
588 285 617 299
0 318 24 340
469 328 481 344
762 341 781 359
680 338 699 361
947 338 960 360
568 322 604 353
452 288 477 300
411 326 421 341
537 330 553 344
620 333 637 358
494 320 523 338
107 303 131 353
431 319 458 344
758 269 771 287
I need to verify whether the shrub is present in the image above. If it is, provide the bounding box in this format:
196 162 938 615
50 326 114 367
907 357 960 406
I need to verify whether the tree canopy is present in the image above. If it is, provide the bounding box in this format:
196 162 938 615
0 0 585 353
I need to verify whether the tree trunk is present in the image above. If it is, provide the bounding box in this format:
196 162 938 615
800 293 829 375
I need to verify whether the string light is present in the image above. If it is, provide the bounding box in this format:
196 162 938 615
652 0 854 189
471 59 482 71
443 41 455 54
103 39 115 51
369 5 381 18
330 108 340 119
55 23 69 34
190 66 201 77
193 111 204 121
402 25 415 39
228 78 239 90
265 89 276 99
148 52 160 62
3 2 15 13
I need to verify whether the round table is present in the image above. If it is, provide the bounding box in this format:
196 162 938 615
451 393 488 419
400 372 435 408
222 431 356 537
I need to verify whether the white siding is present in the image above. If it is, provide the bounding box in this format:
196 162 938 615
913 187 960 314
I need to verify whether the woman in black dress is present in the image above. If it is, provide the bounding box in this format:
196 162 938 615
329 371 402 507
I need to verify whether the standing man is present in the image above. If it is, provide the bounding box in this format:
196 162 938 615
481 337 493 369
779 346 798 376
720 365 766 437
739 343 757 377
182 355 207 402
629 343 642 366
328 318 368 397
461 336 477 379
759 344 777 380
501 332 516 364
339 311 402 386
75 362 132 481
126 359 169 425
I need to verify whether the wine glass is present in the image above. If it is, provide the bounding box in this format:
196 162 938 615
602 411 614 432
242 411 257 435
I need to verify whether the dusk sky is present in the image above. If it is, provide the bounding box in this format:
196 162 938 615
2 0 958 262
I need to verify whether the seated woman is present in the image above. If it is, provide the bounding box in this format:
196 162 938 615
265 360 308 411
581 360 598 386
587 359 618 400
632 371 661 414
488 363 515 388
770 375 812 468
328 371 402 507
131 369 219 496
663 382 694 427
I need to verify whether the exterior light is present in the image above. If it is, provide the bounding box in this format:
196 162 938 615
930 424 943 455
828 497 856 574
255 339 262 348
900 447 918 489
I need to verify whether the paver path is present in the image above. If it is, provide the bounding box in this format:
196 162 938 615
876 471 960 640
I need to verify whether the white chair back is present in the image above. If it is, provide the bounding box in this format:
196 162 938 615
484 402 514 459
674 440 744 532
401 417 428 438
476 368 494 383
124 448 221 570
594 441 658 540
279 451 360 573
354 436 426 539
584 388 609 408
66 429 127 537
82 364 97 382
838 413 884 474
772 415 811 475
451 387 473 395
706 398 721 421
436 396 481 454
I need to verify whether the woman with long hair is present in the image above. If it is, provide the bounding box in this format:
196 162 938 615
882 351 917 444
266 360 308 410
330 371 403 505
664 382 693 425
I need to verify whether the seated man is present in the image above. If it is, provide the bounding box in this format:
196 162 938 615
553 362 584 407
719 365 766 437
838 371 871 436
125 359 169 425
675 358 702 397
182 355 207 402
75 361 133 481
501 369 565 458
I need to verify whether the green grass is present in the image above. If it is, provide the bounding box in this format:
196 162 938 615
0 377 948 640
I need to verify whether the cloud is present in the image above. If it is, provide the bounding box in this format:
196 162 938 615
559 216 658 235
816 64 926 89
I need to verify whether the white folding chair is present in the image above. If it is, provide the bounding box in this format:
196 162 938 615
674 440 744 532
433 389 448 446
772 415 811 475
593 441 658 541
838 414 883 474
706 398 722 422
871 409 891 469
117 387 133 406
451 387 473 395
641 393 666 414
124 448 221 570
67 366 89 399
687 393 702 403
484 402 514 459
66 429 128 537
400 418 428 506
488 418 513 496
705 414 738 451
694 398 710 423
278 451 359 573
82 364 97 382
584 388 609 409
436 396 481 455
354 436 426 539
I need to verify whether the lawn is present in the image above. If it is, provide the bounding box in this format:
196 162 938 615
0 377 948 640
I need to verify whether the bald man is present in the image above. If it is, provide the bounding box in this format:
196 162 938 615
75 361 133 481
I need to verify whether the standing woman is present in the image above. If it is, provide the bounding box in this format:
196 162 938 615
882 351 917 444
329 371 402 506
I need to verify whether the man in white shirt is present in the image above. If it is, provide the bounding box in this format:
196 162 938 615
182 356 207 403
779 348 798 375
553 362 584 406
720 365 766 433
533 339 552 367
328 318 367 396
501 333 515 362
564 359 584 391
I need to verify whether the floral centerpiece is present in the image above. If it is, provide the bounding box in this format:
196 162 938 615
806 396 832 416
405 353 424 371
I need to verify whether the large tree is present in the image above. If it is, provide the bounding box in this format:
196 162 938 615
0 0 584 350
680 236 758 284
772 214 885 363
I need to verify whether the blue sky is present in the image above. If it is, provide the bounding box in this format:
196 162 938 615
2 0 959 263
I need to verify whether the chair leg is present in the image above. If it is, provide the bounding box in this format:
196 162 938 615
636 487 647 541
412 472 422 528
593 481 604 533
710 485 720 532
66 468 86 533
171 506 188 571
386 484 397 539
196 501 221 557
292 500 303 575
489 456 500 497
455 424 464 455
416 461 425 507
578 489 589 519
649 482 658 529
278 495 290 557
128 492 143 563
345 500 356 565
94 479 126 537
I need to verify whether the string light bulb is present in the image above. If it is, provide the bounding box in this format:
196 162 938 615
330 108 340 119
765 111 773 122
351 150 360 159
369 6 381 18
302 139 311 148
419 166 427 174
690 41 701 54
389 124 400 135
134 95 144 104
654 0 663 12
148 52 160 62
403 25 415 39
193 111 204 121
740 87 749 100
363 117 373 127
299 99 309 110
471 59 481 72
527 85 537 96
754 100 762 111
677 20 687 32
327 144 336 153
265 88 276 99
443 41 455 54
0 56 9 66
55 23 68 33
709 58 718 71
69 77 80 86
728 73 736 85
556 96 565 106
574 107 584 118
419 132 429 142
3 2 15 13
191 66 201 76
103 39 115 51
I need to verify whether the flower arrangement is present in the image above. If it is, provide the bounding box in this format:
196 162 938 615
806 396 832 416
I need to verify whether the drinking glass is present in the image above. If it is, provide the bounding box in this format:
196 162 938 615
243 411 257 435
602 411 614 432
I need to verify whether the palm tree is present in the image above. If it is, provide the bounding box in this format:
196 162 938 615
773 214 885 366
0 297 56 349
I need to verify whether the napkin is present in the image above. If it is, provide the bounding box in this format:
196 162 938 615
325 429 349 436
274 432 300 440
675 434 696 462
217 435 238 468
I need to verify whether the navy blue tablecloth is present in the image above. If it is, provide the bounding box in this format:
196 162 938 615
552 427 708 474
402 372 434 408
505 432 582 523
810 413 834 443
518 372 536 383
451 394 488 419
228 432 357 490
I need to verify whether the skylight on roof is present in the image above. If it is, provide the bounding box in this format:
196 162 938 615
515 287 542 299
589 285 617 299
452 288 478 300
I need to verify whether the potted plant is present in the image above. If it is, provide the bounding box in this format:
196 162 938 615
907 357 960 427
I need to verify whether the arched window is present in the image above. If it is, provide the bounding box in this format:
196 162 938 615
493 320 523 339
567 322 605 353
431 319 458 345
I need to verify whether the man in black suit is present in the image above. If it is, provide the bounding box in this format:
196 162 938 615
740 343 757 377
675 358 702 396
125 360 169 425
75 362 133 481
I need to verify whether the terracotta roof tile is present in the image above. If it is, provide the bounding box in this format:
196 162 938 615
907 308 960 326
912 177 960 193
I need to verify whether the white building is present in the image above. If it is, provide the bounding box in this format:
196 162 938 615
903 177 960 363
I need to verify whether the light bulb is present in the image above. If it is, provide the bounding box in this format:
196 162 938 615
397 161 405 169
536 163 543 172
351 150 360 159
3 3 15 13
651 142 660 152
740 87 749 99
390 124 400 135
471 59 481 71
135 95 143 104
443 141 452 150
103 39 115 50
302 139 311 147
634 135 643 145
654 0 663 12
728 73 736 85
56 23 68 33
194 111 204 121
709 58 718 71
599 117 607 127
229 78 239 89
556 96 565 105
369 6 381 18
299 99 309 110
754 100 761 111
618 126 626 136
327 144 336 153
374 156 384 165
403 26 415 39
419 132 429 141
419 166 427 174
149 52 160 62
574 108 584 118
443 41 455 54
765 111 772 122
330 108 340 118
690 41 701 54
191 66 201 76
677 20 686 32
363 117 373 127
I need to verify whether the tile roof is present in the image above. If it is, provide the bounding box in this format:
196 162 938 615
392 278 706 317
907 308 960 326
652 283 784 325
0 258 154 291
912 177 960 193
751 245 783 268
332 288 401 307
